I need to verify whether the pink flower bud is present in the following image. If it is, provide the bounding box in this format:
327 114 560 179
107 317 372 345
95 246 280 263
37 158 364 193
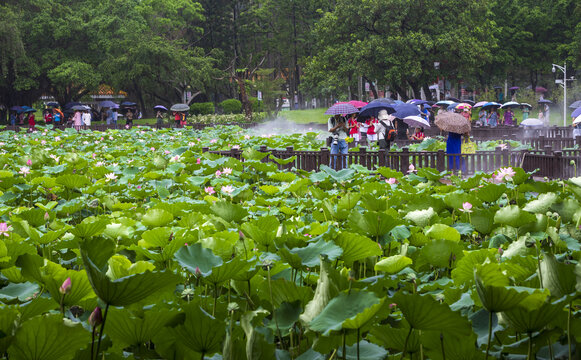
498 248 504 255
26 159 32 166
195 266 202 276
44 212 50 221
88 307 102 327
59 277 71 294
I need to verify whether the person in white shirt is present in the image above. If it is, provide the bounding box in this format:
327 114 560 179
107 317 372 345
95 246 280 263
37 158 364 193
82 110 91 126
375 110 396 150
328 114 348 169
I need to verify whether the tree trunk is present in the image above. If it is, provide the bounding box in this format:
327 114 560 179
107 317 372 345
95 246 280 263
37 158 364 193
236 77 252 121
422 84 433 101
392 84 409 101
363 76 378 99
530 70 538 95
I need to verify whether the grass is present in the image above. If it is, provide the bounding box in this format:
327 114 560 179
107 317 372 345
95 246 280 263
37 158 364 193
279 108 329 124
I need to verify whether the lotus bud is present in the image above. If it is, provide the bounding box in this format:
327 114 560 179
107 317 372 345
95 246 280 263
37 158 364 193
44 212 50 221
26 159 32 166
88 307 102 327
59 277 71 295
498 248 504 255
195 266 202 277
389 303 397 309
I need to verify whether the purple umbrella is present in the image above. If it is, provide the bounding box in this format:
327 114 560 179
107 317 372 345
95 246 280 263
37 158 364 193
509 86 519 90
324 103 359 115
473 101 489 108
569 100 581 109
99 100 118 108
571 107 581 118
154 105 168 111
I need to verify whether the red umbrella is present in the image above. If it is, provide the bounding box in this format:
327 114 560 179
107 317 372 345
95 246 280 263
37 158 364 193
535 86 548 93
335 100 368 109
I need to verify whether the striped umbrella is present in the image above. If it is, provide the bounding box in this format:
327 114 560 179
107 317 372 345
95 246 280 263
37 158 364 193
473 101 488 108
324 103 359 115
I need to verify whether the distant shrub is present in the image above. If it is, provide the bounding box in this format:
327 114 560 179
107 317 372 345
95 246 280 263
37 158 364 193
190 102 215 115
219 99 242 114
249 97 264 112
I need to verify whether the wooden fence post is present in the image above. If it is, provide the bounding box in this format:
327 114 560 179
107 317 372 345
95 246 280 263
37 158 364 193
320 147 329 171
378 149 386 168
401 147 410 173
202 147 209 153
286 146 294 170
437 150 445 172
358 146 367 169
259 145 268 163
576 136 581 148
502 148 509 167
494 146 502 169
553 151 563 179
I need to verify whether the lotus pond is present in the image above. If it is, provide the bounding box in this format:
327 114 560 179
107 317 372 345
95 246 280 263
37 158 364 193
0 126 580 360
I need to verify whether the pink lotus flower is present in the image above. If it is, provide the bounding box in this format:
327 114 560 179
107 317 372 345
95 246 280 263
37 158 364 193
19 166 30 176
104 173 118 182
495 167 516 182
92 153 97 159
59 277 71 294
55 136 61 141
26 159 32 166
0 223 11 237
136 185 141 189
89 307 102 327
221 185 235 194
215 170 222 178
164 150 171 155
210 139 217 144
244 135 251 140
204 186 215 195
386 178 397 184
150 147 155 151
188 142 196 146
196 158 201 164
407 164 417 173
44 212 50 221
41 140 46 145
459 202 473 213
222 167 232 175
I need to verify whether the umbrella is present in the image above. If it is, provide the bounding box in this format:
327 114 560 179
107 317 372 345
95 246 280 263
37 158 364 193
460 99 475 106
392 103 421 119
170 103 190 112
359 102 396 118
446 97 461 102
569 100 581 109
64 102 82 109
121 101 137 107
23 107 37 113
520 103 533 108
99 100 118 108
571 107 581 118
493 86 503 89
71 105 90 111
347 100 368 108
520 118 544 127
500 101 521 109
10 106 22 111
482 102 502 109
369 97 396 105
393 100 405 105
446 102 460 111
435 112 471 134
573 115 581 125
509 86 520 90
538 99 552 104
456 103 472 110
435 100 453 106
324 103 359 115
473 101 489 108
46 102 59 107
154 105 168 111
534 86 548 93
403 116 430 129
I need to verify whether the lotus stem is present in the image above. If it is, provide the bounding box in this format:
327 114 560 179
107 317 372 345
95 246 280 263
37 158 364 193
267 265 285 350
342 329 346 360
357 328 360 360
401 327 413 360
527 332 533 360
536 245 544 289
95 303 110 360
485 311 493 360
213 283 217 317
440 333 445 360
568 301 572 360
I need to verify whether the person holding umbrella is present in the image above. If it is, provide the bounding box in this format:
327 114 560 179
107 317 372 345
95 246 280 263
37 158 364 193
9 111 16 126
435 112 471 171
375 110 397 150
328 113 348 169
125 109 134 126
82 109 91 127
487 108 499 127
347 113 360 145
503 108 514 126
156 110 164 127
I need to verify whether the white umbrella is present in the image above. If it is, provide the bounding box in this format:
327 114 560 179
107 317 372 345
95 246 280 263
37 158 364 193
403 115 430 128
573 114 581 125
520 118 544 127
500 101 520 108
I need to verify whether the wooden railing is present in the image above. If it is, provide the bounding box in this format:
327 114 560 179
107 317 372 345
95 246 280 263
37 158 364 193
206 145 580 179
1 122 258 132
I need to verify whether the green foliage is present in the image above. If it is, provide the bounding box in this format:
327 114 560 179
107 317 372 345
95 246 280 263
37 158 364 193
219 99 243 114
190 102 215 115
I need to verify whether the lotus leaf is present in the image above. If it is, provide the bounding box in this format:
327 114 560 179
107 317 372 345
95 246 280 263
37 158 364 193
174 242 223 276
374 255 412 274
142 208 174 227
171 304 226 356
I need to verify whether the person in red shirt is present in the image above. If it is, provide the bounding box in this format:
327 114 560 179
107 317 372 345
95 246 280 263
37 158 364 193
44 110 53 124
347 113 360 145
174 112 181 128
366 117 377 142
27 112 36 131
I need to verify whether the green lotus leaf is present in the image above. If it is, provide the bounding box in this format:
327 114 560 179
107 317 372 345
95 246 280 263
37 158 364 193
476 183 507 202
375 255 412 274
425 224 461 242
55 174 90 189
289 239 343 267
269 172 297 182
40 260 96 307
451 249 496 286
37 229 67 245
494 205 536 227
241 215 279 250
0 282 39 303
242 147 270 160
474 264 533 312
106 255 156 280
0 307 19 353
444 191 480 211
417 239 464 269
142 208 174 227
18 297 57 322
550 198 580 222
241 308 276 360
138 227 173 248
309 291 383 335
320 164 356 182
336 340 388 360
501 296 568 333
404 207 435 227
8 314 91 360
69 217 109 238
204 256 253 285
523 192 558 213
81 246 179 306
369 326 421 354
105 307 177 347
349 210 399 238
174 242 223 276
333 232 382 265
393 293 472 336
171 304 225 356
267 300 302 336
210 201 248 223
269 154 297 165
421 330 481 360
259 279 314 308
16 208 47 227
539 253 577 298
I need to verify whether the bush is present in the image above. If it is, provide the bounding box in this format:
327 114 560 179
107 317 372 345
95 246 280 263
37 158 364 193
189 112 268 124
249 97 264 112
219 99 242 114
190 102 215 115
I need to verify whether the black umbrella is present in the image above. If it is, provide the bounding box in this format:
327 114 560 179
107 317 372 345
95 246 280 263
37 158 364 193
358 101 396 118
121 101 137 107
538 99 552 104
99 100 118 108
46 102 59 107
64 102 82 109
460 99 475 106
392 103 421 119
446 97 461 102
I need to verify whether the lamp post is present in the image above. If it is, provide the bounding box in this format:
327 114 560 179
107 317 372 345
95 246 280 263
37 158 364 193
552 62 574 127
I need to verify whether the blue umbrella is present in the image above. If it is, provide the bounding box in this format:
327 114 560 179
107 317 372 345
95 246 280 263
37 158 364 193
154 105 168 111
538 99 552 104
569 100 581 109
64 102 82 109
324 103 359 115
392 103 421 119
408 99 429 106
359 102 396 118
393 100 405 105
99 100 118 108
46 102 59 107
571 107 581 118
446 102 460 111
482 102 502 109
121 101 137 107
435 100 453 106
